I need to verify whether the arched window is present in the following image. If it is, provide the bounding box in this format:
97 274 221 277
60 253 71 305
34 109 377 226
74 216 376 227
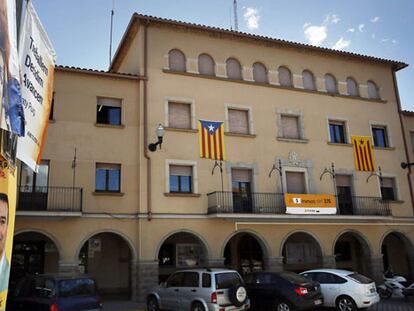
302 70 316 91
278 66 292 87
168 49 186 72
346 77 359 96
253 62 268 83
367 80 380 99
325 74 338 94
226 58 242 80
198 53 215 76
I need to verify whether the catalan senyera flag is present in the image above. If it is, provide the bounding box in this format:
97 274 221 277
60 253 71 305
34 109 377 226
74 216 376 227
199 120 226 161
352 135 375 171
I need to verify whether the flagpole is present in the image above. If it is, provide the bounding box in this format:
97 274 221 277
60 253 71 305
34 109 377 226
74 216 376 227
72 148 77 209
220 160 224 193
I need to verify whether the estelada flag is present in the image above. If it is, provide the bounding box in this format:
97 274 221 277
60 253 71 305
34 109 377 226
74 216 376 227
198 120 226 161
352 135 375 171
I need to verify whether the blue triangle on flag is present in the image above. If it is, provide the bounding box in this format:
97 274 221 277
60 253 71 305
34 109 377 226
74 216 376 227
199 120 222 135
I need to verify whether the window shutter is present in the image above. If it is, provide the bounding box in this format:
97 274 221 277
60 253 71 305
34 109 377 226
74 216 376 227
98 97 121 107
279 67 292 87
282 115 300 139
367 81 379 99
198 54 215 76
336 175 351 187
168 102 191 129
232 169 252 182
325 74 337 93
381 177 394 188
170 165 192 176
286 172 306 194
302 70 315 90
229 109 249 134
96 163 120 170
226 58 242 80
253 63 268 83
346 78 358 96
169 49 186 72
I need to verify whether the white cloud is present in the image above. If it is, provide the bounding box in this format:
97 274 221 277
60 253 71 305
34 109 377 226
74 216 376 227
392 39 398 44
304 25 328 46
370 16 380 23
347 28 355 33
243 7 260 30
332 37 351 50
358 24 365 32
372 34 376 39
303 22 311 29
324 13 341 25
381 38 389 43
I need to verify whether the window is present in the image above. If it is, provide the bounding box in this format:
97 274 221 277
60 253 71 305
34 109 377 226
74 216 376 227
176 244 202 267
226 58 242 80
96 97 121 126
315 272 347 284
302 70 316 91
95 163 121 192
372 126 388 147
253 62 268 83
20 160 49 192
168 102 191 129
325 74 338 94
202 273 211 288
286 171 306 194
168 49 186 72
198 53 215 76
281 115 300 139
367 80 380 99
346 77 359 96
228 109 249 134
278 66 292 87
329 121 347 144
169 165 192 193
49 93 55 120
166 272 184 287
182 272 199 287
381 177 396 201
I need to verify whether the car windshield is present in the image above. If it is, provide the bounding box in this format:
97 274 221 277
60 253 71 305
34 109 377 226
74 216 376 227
280 272 310 285
347 273 373 284
59 278 97 297
215 272 243 289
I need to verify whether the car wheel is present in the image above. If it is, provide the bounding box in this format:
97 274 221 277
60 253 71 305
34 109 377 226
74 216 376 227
275 300 291 311
378 287 392 299
336 295 357 311
191 302 205 311
147 296 160 311
229 284 247 307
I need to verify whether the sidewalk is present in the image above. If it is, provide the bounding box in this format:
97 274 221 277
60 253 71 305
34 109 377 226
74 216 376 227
102 299 145 311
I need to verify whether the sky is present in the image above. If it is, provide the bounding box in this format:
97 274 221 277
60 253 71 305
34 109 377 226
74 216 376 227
32 0 414 110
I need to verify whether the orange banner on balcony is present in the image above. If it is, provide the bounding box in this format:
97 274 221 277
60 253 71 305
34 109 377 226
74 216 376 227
285 193 336 214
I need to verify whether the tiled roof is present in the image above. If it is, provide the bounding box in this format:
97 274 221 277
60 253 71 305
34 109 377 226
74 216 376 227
56 65 142 79
132 13 408 71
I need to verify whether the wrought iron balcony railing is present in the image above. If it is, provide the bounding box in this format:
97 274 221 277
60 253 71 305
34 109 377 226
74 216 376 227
17 186 83 212
207 191 391 216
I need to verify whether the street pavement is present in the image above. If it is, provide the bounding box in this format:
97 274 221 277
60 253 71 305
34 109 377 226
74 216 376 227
102 297 414 311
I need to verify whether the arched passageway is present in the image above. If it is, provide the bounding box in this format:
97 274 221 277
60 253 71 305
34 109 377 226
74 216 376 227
282 232 323 272
382 232 414 280
224 232 265 275
78 232 132 298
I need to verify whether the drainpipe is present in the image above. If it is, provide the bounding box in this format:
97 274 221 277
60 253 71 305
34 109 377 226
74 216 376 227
392 68 414 212
143 20 152 220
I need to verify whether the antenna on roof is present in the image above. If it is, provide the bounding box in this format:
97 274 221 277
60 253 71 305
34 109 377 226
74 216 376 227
109 0 115 67
233 0 238 31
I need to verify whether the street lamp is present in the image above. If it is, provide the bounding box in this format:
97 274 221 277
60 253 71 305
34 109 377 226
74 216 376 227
148 124 165 152
401 162 414 169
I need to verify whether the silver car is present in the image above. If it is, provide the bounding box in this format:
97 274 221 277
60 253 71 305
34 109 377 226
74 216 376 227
147 268 250 311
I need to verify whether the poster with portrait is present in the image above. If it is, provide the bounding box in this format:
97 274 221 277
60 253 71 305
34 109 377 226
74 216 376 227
0 155 17 311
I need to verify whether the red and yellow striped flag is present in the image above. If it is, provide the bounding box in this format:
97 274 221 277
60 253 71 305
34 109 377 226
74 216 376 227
352 136 375 171
199 120 226 161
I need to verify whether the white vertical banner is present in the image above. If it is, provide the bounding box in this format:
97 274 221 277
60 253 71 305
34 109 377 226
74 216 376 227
16 1 56 172
0 0 25 137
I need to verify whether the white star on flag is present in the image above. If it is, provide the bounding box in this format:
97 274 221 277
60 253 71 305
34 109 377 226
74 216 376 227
208 124 215 132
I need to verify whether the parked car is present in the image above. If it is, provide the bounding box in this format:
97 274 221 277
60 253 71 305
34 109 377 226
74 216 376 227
244 271 323 311
147 268 250 311
300 269 379 311
7 274 103 311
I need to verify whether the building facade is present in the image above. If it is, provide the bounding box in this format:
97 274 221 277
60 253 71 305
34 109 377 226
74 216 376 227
12 14 414 302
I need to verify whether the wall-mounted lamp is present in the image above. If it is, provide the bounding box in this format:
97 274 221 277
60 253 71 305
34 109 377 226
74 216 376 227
401 162 414 169
148 124 165 152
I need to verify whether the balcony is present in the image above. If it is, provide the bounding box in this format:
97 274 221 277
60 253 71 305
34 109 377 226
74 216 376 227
17 186 83 213
207 191 391 217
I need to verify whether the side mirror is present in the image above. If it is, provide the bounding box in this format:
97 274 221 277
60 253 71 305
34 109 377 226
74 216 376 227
161 282 167 288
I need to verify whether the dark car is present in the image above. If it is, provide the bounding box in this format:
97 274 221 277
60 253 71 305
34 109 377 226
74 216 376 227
244 271 323 311
7 274 103 311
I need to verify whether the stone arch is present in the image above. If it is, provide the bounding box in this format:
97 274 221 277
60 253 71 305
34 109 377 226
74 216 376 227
279 230 323 257
332 229 373 256
221 229 270 259
14 228 62 258
75 228 137 262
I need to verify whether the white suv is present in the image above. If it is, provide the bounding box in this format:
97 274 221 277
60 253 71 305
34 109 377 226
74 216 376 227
147 268 250 311
300 269 380 311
